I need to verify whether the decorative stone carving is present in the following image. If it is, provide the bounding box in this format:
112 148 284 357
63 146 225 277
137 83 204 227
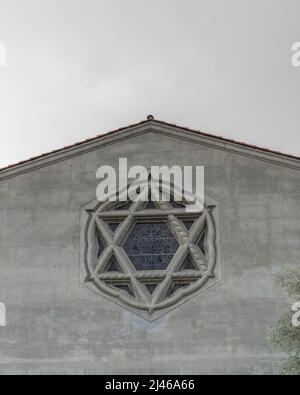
80 179 222 321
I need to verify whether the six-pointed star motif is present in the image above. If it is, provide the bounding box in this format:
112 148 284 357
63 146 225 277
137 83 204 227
84 186 217 320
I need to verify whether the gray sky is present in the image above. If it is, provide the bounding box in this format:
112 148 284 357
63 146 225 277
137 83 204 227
0 0 299 168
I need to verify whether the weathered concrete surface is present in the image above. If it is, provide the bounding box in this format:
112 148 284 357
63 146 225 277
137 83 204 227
0 124 299 375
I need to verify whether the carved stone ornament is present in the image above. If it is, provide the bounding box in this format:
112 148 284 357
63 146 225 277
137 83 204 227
80 177 222 321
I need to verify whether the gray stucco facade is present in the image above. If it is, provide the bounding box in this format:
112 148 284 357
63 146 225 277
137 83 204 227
0 119 299 375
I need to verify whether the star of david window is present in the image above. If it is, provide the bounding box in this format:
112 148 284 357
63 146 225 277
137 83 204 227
80 180 222 321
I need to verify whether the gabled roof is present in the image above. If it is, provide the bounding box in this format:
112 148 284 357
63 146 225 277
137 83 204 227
1 116 300 181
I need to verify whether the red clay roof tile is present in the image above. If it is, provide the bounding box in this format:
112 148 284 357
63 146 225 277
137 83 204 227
0 118 299 173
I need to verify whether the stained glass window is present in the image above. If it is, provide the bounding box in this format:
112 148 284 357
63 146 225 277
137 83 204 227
107 222 120 234
97 235 105 259
198 233 206 255
145 201 157 209
105 257 121 272
180 255 197 271
143 283 160 295
123 222 179 270
183 221 194 231
83 183 218 321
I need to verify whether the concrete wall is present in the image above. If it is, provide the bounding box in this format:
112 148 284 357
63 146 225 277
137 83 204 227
0 127 299 374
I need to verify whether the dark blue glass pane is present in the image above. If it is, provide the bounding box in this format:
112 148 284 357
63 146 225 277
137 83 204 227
145 201 157 209
124 238 179 255
105 257 121 272
199 234 206 255
108 223 120 233
97 236 105 259
183 221 194 231
127 223 175 239
129 255 175 271
144 283 160 295
180 255 197 270
123 222 179 271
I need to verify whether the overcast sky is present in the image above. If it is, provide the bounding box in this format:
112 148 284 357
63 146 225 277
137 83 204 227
0 0 299 168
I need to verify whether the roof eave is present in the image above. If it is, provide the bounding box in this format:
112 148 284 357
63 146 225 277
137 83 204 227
0 119 299 182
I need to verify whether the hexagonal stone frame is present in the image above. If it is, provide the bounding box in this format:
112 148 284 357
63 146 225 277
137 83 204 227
79 179 222 321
